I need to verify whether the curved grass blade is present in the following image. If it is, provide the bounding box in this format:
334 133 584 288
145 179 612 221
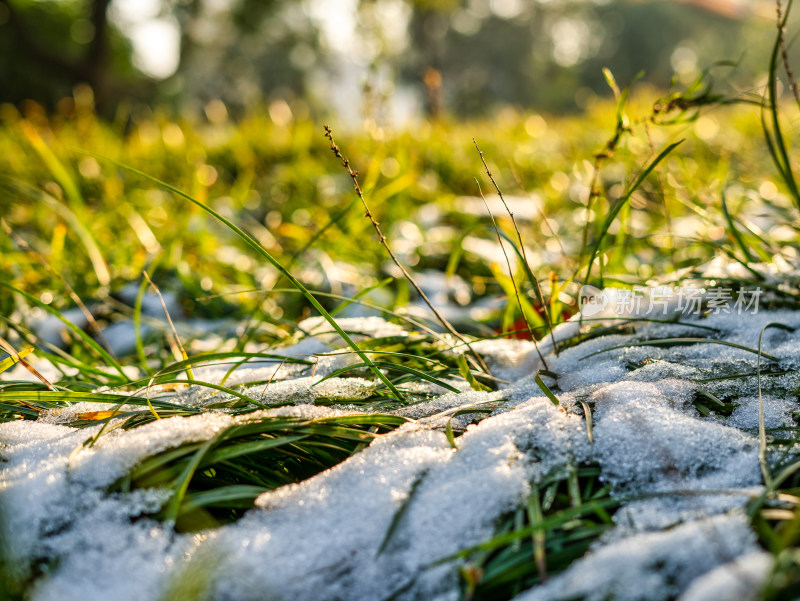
85 153 406 402
721 190 755 263
164 435 221 523
315 361 461 393
579 400 593 444
179 485 269 514
583 140 683 288
763 2 800 212
457 354 491 392
316 349 451 371
148 351 312 382
133 275 151 374
534 371 560 406
0 389 188 410
153 378 275 409
0 279 131 382
378 469 429 556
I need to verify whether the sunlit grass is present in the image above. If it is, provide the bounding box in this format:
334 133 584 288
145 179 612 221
3 52 800 599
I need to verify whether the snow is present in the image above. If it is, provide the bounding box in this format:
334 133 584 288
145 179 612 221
679 551 775 601
515 513 760 601
2 295 798 600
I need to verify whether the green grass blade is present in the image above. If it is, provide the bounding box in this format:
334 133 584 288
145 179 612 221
164 435 221 523
315 360 461 394
583 140 683 287
0 279 131 382
534 371 560 406
456 354 491 392
134 272 150 374
721 190 755 262
86 153 406 402
378 469 429 556
0 389 188 410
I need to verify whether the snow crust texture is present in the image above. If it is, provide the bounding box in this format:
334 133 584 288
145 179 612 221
2 308 799 601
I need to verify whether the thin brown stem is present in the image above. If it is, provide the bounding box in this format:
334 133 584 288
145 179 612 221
474 139 558 356
475 179 548 370
142 270 194 380
324 125 491 375
777 0 800 112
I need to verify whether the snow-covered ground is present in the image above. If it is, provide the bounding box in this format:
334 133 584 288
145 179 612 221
2 288 798 600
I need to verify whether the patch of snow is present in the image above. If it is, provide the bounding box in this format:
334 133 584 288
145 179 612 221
2 301 799 600
679 550 774 601
514 513 759 601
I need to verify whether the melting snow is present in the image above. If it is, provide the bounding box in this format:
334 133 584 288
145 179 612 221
2 300 798 600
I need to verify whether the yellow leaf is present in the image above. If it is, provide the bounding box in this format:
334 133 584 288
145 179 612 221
0 347 35 374
77 411 118 421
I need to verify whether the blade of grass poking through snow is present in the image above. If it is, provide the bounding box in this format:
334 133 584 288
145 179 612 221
583 140 683 289
85 152 405 403
528 484 548 582
763 0 800 212
445 417 457 449
456 354 491 392
323 126 491 377
758 323 793 487
580 337 780 362
534 371 559 406
163 434 221 524
475 178 548 371
579 400 594 444
378 469 429 556
474 139 558 356
0 280 130 382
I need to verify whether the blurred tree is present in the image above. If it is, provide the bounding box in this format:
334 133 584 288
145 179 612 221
0 0 782 119
0 0 142 113
396 0 767 115
172 0 318 112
